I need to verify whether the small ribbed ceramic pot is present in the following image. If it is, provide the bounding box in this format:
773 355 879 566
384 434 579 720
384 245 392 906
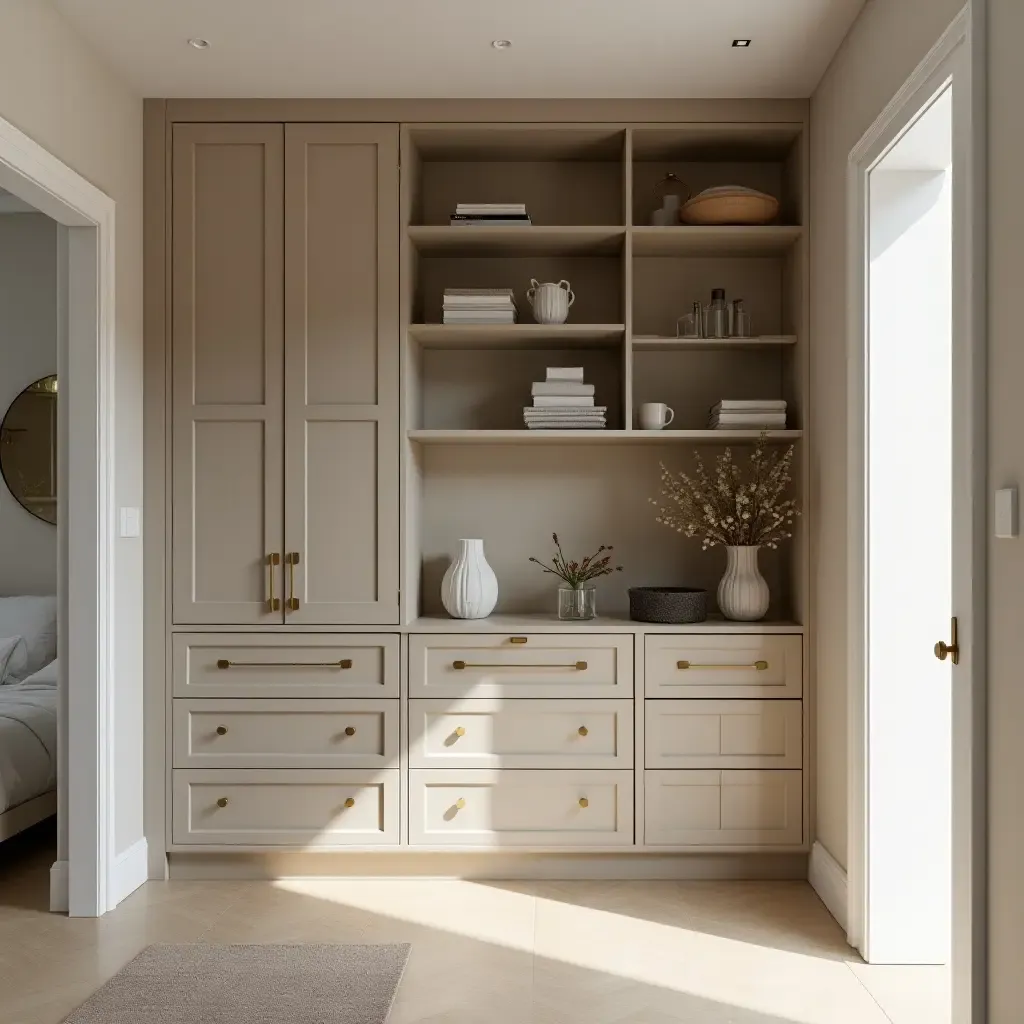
526 279 575 324
441 539 498 619
717 545 770 621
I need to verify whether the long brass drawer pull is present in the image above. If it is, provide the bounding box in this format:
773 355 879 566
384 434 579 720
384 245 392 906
452 660 587 671
509 637 528 644
267 553 281 612
677 659 769 671
216 658 354 670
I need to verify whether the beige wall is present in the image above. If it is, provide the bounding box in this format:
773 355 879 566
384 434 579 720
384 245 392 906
0 0 143 856
809 0 964 869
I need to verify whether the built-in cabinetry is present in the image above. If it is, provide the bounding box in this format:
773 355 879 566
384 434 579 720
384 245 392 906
159 115 810 867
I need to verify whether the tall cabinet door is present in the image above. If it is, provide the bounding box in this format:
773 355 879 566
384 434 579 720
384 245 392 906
172 124 285 624
283 124 400 624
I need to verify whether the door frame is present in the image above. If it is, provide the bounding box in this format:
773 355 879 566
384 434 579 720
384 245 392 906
0 114 117 916
846 3 985 1018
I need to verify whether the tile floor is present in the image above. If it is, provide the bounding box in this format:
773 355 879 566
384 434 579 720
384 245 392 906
0 824 949 1024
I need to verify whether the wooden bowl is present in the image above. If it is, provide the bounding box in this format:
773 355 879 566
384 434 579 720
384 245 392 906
680 187 780 226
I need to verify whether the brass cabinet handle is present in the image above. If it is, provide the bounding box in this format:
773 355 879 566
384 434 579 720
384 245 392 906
215 725 228 736
578 797 589 808
216 658 353 670
454 726 466 737
578 725 589 737
343 797 355 809
509 637 528 644
935 617 960 665
452 660 587 671
286 552 300 611
216 797 228 808
267 553 281 611
344 726 356 737
676 659 769 671
455 798 466 810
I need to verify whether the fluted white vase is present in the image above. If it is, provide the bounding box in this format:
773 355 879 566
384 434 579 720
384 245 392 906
441 539 498 619
717 545 770 621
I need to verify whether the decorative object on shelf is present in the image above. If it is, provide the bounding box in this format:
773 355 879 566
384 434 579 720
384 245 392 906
443 288 517 324
450 203 531 227
680 185 780 225
526 279 574 325
704 287 729 339
529 533 623 621
676 291 753 340
639 402 675 431
728 298 752 338
709 399 787 430
0 374 58 525
524 367 606 429
651 436 800 621
441 538 499 619
676 302 703 339
650 172 690 225
628 586 707 624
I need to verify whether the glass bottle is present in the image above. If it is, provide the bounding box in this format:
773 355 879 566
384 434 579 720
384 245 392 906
704 288 728 339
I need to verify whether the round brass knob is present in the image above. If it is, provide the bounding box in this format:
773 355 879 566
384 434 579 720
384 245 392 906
579 797 589 809
216 797 228 808
454 726 466 738
344 797 355 809
216 725 228 736
578 725 588 737
344 726 356 737
455 798 466 810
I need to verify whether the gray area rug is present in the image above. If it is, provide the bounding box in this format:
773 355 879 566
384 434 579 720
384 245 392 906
61 943 411 1023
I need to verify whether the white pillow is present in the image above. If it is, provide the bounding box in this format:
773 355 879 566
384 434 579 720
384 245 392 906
0 596 57 682
21 656 58 687
0 636 28 684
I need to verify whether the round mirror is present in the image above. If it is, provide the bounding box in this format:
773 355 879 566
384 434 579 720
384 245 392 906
0 375 58 525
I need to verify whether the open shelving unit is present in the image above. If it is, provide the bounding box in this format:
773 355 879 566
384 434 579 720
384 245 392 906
400 122 808 625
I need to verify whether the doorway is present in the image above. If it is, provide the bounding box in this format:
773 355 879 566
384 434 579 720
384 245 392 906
847 9 985 1023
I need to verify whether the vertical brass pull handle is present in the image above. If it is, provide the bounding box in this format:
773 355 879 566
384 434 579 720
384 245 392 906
934 616 960 665
267 553 281 611
286 552 300 611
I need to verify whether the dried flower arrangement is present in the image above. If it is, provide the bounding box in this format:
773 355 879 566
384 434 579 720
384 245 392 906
651 437 800 550
529 533 624 589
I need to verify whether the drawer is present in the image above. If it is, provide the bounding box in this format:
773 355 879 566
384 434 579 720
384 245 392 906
409 769 633 847
171 769 399 847
644 635 802 698
409 699 632 769
645 700 802 769
172 699 399 769
410 634 632 698
172 633 399 698
644 769 803 847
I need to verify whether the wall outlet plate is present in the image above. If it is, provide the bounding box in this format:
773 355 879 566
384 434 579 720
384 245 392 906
995 487 1018 539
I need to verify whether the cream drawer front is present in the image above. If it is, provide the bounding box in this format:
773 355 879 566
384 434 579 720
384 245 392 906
644 770 802 847
172 770 399 846
172 634 399 697
172 699 398 769
410 634 632 698
409 769 633 847
644 635 802 698
645 700 802 769
409 699 632 769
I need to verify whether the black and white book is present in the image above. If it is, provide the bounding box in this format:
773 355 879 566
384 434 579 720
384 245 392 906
456 203 527 215
531 381 595 397
532 396 595 408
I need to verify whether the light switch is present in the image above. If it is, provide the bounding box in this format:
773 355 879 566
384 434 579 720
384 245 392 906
119 506 141 538
995 488 1018 539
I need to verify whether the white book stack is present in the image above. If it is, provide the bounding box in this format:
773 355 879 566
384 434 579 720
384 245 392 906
442 288 517 325
450 203 531 227
524 368 606 429
710 399 787 429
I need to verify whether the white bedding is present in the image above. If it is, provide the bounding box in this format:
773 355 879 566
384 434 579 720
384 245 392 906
0 660 57 814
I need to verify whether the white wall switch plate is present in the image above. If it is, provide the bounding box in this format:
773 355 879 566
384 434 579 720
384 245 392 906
995 487 1018 539
119 506 141 538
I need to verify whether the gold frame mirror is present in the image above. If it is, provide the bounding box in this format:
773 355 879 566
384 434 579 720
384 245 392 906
0 374 58 525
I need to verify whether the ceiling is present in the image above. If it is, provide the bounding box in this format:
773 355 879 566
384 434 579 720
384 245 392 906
54 0 865 99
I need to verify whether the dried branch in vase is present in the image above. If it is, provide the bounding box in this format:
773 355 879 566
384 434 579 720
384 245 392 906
529 533 624 589
651 435 801 550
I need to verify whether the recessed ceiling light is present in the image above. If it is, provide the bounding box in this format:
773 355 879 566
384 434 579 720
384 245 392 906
491 39 512 50
732 38 751 47
188 38 210 50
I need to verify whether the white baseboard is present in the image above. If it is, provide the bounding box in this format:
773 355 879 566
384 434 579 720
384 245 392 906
110 838 149 907
809 840 848 932
49 859 69 913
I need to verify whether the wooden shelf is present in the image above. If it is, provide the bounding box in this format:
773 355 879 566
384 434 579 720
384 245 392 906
408 613 804 634
630 225 803 257
409 323 626 349
408 429 803 446
632 334 797 352
408 225 625 257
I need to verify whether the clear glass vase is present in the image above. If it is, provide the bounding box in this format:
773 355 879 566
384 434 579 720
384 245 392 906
558 585 597 621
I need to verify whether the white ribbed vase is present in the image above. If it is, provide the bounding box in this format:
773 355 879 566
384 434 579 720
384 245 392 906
717 545 770 621
441 539 498 619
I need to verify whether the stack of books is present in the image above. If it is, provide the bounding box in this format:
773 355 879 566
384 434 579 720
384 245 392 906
450 203 531 227
524 368 606 430
442 288 517 325
710 399 787 429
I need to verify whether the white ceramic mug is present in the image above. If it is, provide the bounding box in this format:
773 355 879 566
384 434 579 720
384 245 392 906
526 279 575 324
639 402 675 430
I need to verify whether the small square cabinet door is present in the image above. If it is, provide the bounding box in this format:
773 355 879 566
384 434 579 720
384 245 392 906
283 125 400 625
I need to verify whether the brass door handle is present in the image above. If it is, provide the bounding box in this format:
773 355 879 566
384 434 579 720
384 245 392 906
267 553 281 611
452 660 587 671
934 617 960 665
578 726 589 737
215 726 228 736
286 552 300 611
579 797 589 808
216 658 353 670
677 660 769 671
216 797 228 808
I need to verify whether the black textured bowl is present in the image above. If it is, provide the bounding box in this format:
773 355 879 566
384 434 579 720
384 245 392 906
628 586 708 624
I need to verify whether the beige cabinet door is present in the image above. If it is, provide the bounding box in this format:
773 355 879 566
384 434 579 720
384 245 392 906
172 123 285 624
283 124 399 624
